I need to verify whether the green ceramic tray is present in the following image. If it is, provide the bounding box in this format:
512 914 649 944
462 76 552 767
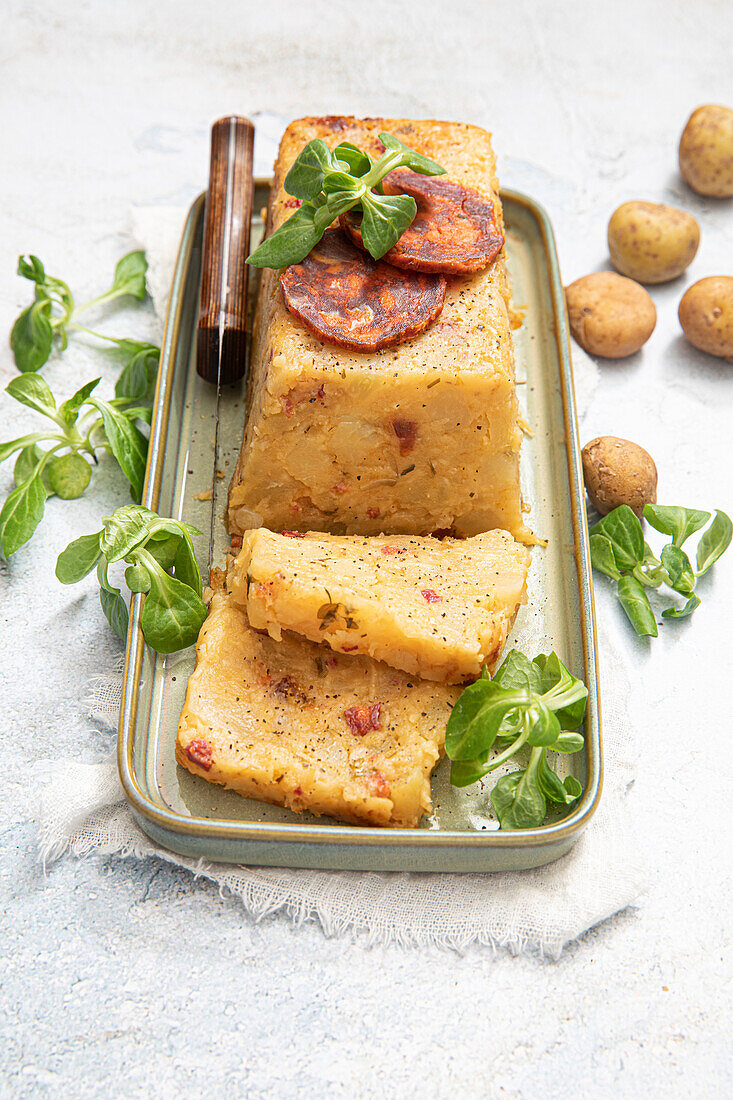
118 184 602 871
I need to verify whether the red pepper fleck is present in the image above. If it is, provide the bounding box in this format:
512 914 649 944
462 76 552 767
230 534 243 550
284 197 302 208
369 770 391 798
433 318 468 341
332 482 348 494
343 703 382 736
391 418 418 456
421 589 442 603
367 507 379 519
273 676 309 704
293 784 303 796
281 531 305 538
314 116 349 132
342 644 359 652
380 545 408 556
325 656 338 668
185 738 213 771
284 383 324 415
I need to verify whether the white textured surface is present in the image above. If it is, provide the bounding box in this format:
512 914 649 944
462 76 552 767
1 2 732 1096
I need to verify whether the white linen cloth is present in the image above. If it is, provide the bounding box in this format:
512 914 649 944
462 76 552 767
36 195 643 957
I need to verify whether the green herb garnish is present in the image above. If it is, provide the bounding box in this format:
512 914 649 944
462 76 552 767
56 505 207 653
247 132 445 269
446 650 587 830
589 504 732 636
0 374 151 557
10 251 156 379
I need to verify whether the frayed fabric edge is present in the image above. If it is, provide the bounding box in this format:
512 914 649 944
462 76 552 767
82 655 125 723
37 831 637 960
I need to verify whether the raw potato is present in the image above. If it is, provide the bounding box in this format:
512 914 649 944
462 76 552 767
565 272 656 358
582 436 658 518
678 277 733 360
678 104 733 198
608 201 699 284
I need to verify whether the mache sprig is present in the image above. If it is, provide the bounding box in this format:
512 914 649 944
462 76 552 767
10 250 154 376
446 650 588 830
247 132 445 269
56 505 207 653
590 503 732 636
0 373 150 558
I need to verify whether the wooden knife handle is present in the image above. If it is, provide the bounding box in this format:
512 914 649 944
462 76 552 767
197 115 255 384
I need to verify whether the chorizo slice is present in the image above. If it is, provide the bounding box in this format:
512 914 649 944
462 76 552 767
343 170 505 275
280 228 446 352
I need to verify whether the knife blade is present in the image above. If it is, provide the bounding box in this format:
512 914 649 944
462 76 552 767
197 115 255 576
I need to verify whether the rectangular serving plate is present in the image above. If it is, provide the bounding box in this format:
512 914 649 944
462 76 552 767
118 183 602 872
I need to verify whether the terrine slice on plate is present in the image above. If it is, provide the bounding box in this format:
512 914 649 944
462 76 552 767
176 581 459 828
229 529 530 684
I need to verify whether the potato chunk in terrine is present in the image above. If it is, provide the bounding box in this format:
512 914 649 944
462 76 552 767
228 115 533 542
230 529 530 684
176 585 458 828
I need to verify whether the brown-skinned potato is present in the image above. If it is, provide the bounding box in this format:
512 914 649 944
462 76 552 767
582 436 658 518
565 272 656 358
678 104 733 198
608 201 699 284
678 277 733 360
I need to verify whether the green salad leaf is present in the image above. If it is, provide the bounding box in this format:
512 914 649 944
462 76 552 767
10 301 54 372
696 511 733 576
662 593 701 620
284 139 348 201
590 505 644 571
0 469 48 558
88 398 148 501
55 531 103 583
617 575 658 637
6 373 59 419
114 341 160 403
109 250 148 300
46 453 92 499
491 757 547 830
644 504 710 548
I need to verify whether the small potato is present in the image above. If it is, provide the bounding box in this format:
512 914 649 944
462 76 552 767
678 276 733 360
565 272 656 358
608 201 699 284
678 104 733 198
582 436 658 518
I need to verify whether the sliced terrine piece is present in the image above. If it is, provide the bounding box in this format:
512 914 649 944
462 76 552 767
230 529 530 684
176 582 458 828
228 115 533 543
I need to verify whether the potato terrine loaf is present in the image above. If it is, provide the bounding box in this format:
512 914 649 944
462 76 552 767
176 577 459 828
229 528 530 683
228 116 532 542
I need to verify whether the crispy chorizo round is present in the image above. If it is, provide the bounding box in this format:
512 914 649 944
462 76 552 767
280 228 446 352
343 170 504 274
